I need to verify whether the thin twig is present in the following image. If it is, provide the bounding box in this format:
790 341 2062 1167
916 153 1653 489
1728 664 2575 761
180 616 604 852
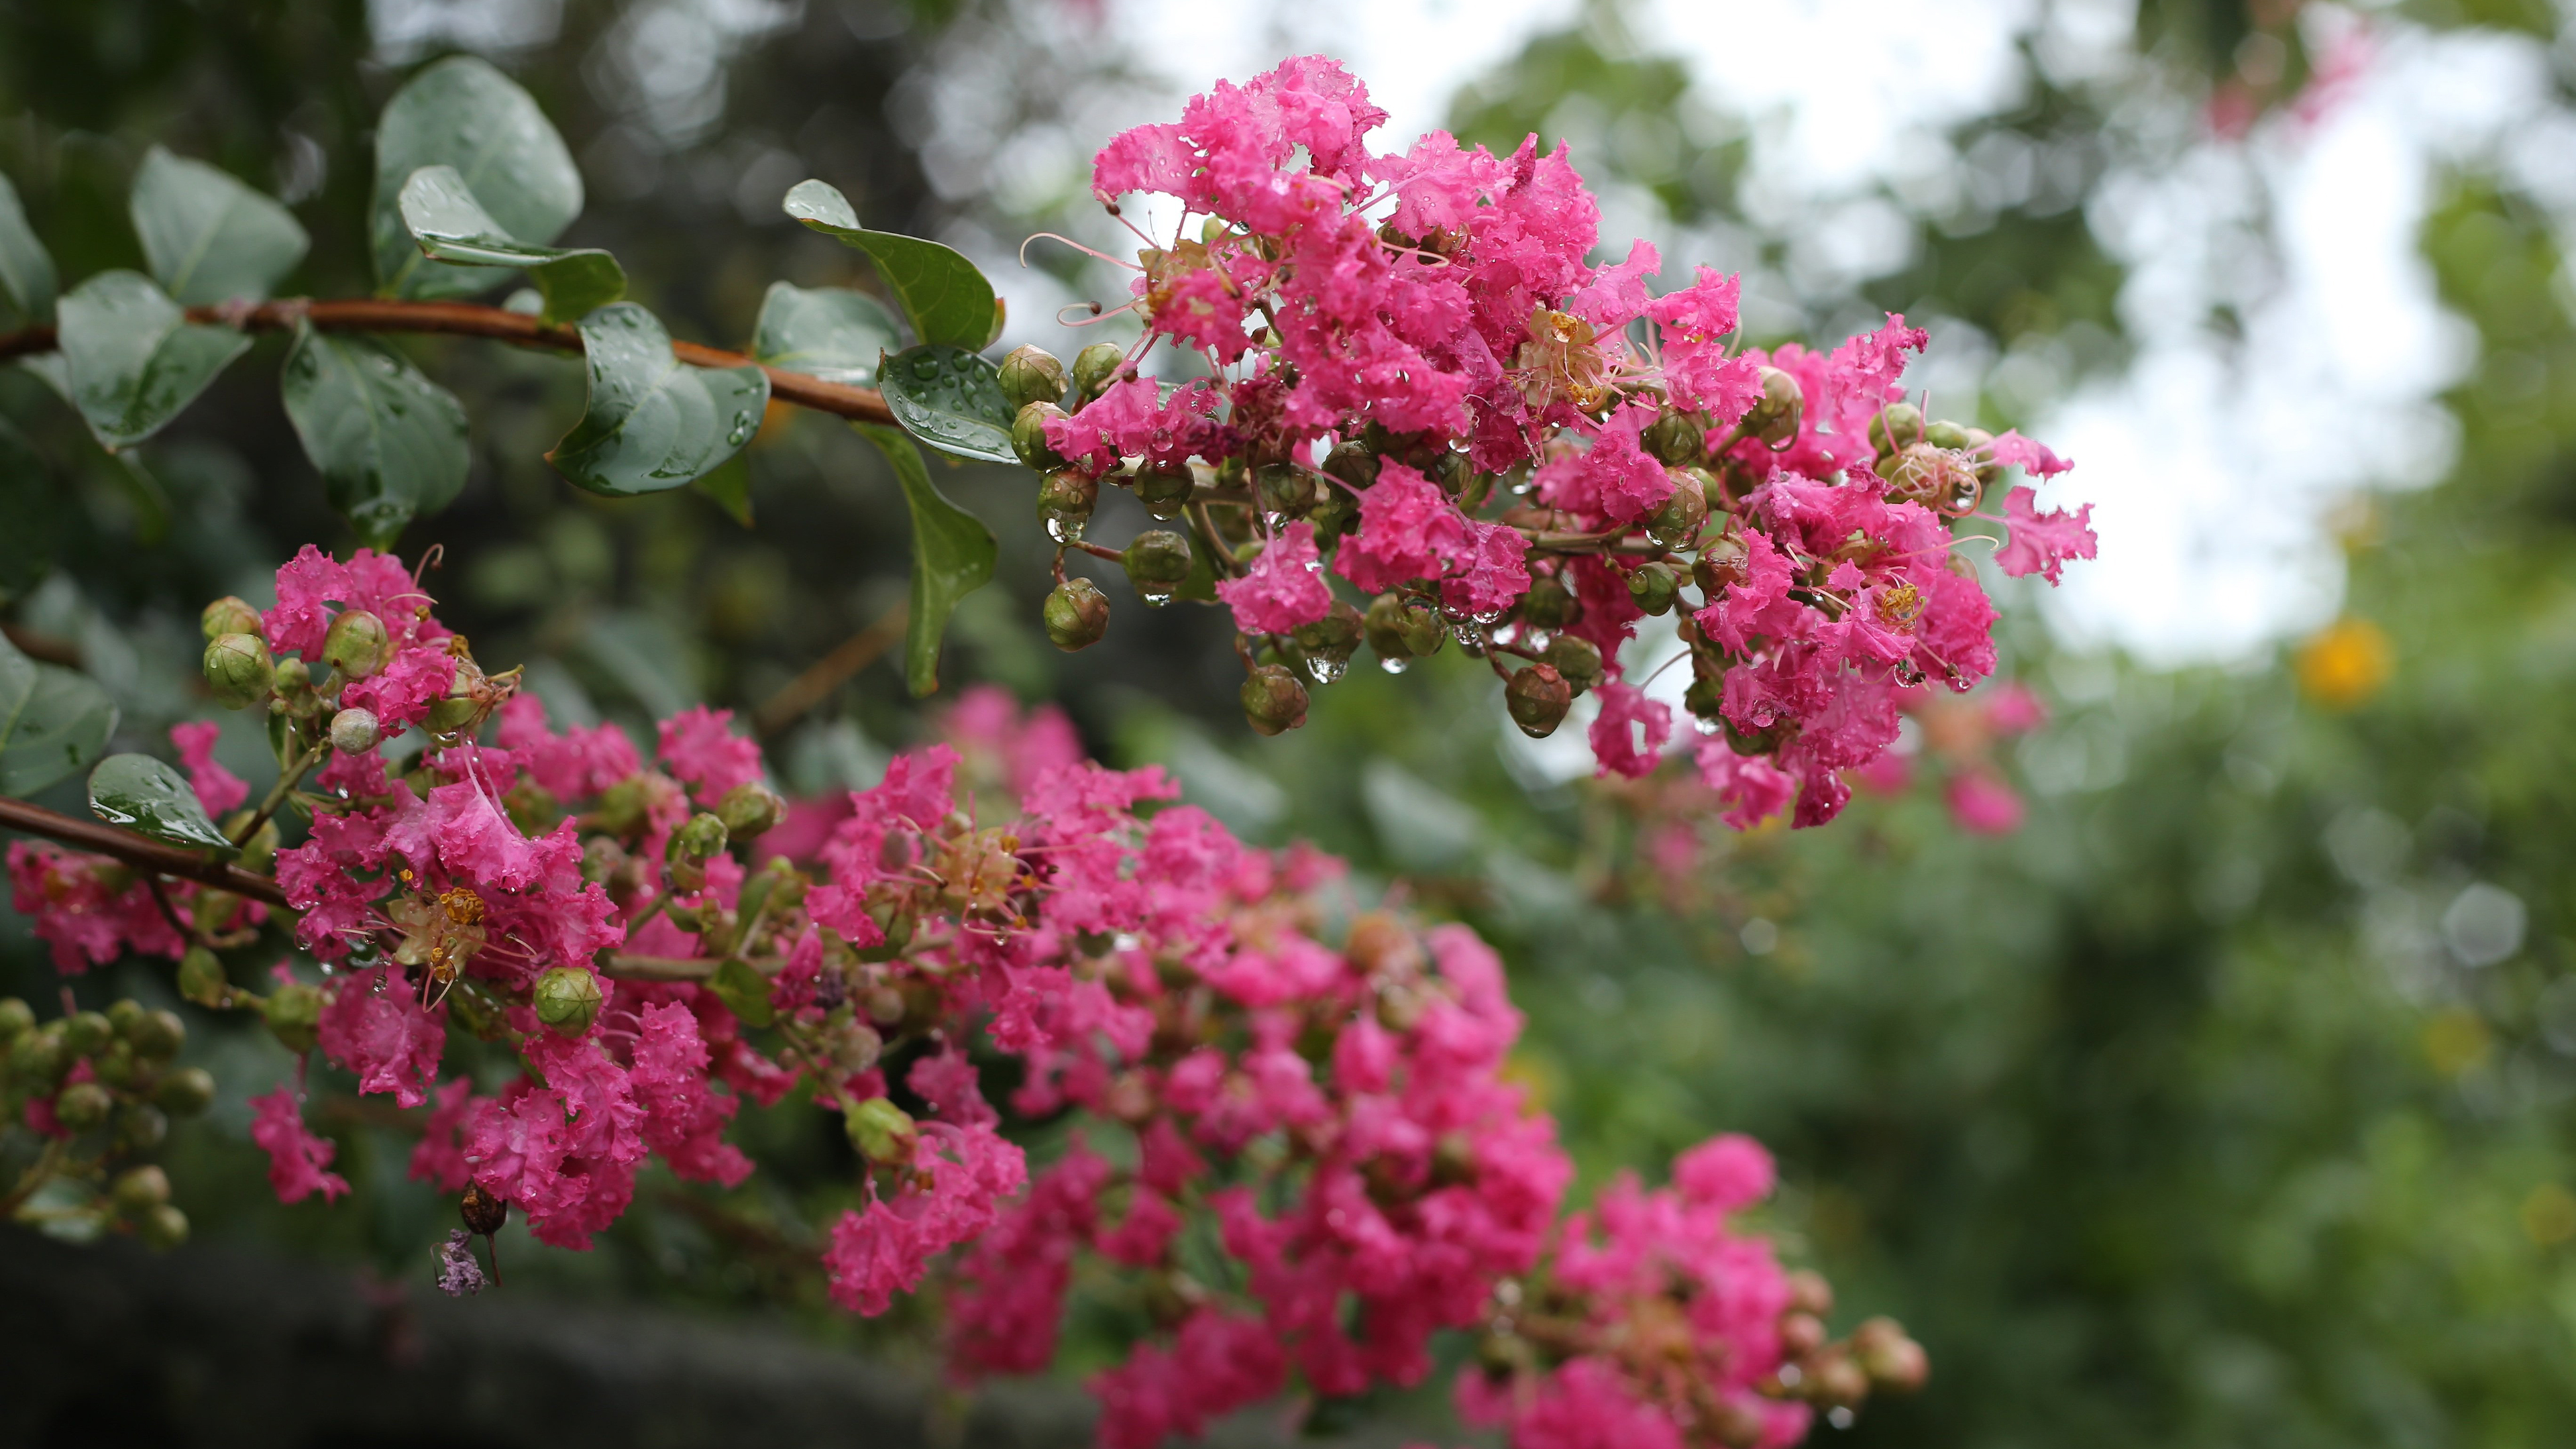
0 796 288 907
751 602 908 739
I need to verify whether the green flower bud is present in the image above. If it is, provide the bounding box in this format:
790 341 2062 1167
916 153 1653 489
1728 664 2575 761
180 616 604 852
1866 401 1923 456
714 782 786 840
1122 529 1194 603
845 1095 918 1163
1306 484 1358 547
125 1008 184 1063
63 1010 113 1057
1646 470 1709 549
9 1026 66 1089
533 965 604 1038
328 707 381 755
1323 440 1380 490
1545 634 1605 694
1043 578 1112 651
1518 574 1578 631
136 1203 189 1250
178 946 229 1008
669 812 730 863
1256 464 1313 517
55 1080 113 1131
1747 366 1805 446
93 1040 138 1087
1291 601 1364 684
1627 561 1680 616
155 1067 215 1116
117 1102 168 1152
109 999 145 1036
1432 451 1475 498
1396 603 1447 659
1505 663 1574 738
201 596 263 641
111 1164 171 1216
1693 533 1751 598
1240 664 1309 737
1923 419 1972 451
1038 468 1099 543
1851 1316 1930 1393
1012 400 1071 472
997 344 1069 411
322 608 393 680
1071 342 1126 402
262 980 325 1055
1134 465 1194 521
203 633 275 710
0 996 30 1040
1364 592 1419 664
1642 408 1705 466
1964 427 2000 484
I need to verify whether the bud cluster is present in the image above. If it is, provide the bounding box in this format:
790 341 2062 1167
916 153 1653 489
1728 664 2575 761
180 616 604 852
0 994 209 1244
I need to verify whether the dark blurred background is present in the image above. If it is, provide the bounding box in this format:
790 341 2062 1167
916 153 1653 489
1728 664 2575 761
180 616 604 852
3 0 2576 1444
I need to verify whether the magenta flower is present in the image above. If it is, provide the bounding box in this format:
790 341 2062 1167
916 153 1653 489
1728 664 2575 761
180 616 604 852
1216 521 1334 635
249 1087 350 1205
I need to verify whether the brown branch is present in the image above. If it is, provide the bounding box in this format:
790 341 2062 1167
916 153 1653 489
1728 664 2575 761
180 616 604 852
751 602 907 739
0 795 288 908
0 298 898 427
1 624 78 668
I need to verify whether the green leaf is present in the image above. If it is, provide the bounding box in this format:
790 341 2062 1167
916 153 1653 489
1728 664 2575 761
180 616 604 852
706 956 775 1028
128 146 309 306
877 344 1017 464
397 164 623 323
0 417 62 598
0 171 57 325
372 55 584 302
692 456 754 527
55 270 250 451
853 422 996 697
87 753 233 853
548 303 769 496
751 280 898 386
279 324 472 549
782 180 998 351
0 633 115 797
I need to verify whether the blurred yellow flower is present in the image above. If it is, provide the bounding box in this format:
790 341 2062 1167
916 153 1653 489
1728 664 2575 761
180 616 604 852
2296 617 2394 708
2422 1008 2491 1077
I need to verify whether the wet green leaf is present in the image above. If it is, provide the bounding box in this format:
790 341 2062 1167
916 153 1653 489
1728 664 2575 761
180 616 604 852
279 324 470 550
397 164 623 323
0 633 115 797
750 281 898 386
129 146 309 306
87 753 233 853
55 270 249 451
877 343 1016 464
372 55 584 301
0 171 57 325
782 180 998 351
854 422 996 697
549 303 769 496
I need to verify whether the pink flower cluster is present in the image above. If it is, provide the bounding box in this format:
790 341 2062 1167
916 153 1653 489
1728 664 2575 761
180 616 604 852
1045 58 2095 828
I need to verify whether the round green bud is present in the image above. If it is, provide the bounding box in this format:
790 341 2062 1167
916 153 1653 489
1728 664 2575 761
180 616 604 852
1642 409 1705 466
321 608 393 680
1693 533 1751 598
1239 664 1309 737
108 999 145 1036
117 1102 168 1152
203 633 275 710
1627 561 1680 616
55 1080 113 1131
1518 574 1578 631
155 1067 216 1117
1323 440 1380 490
717 782 788 839
669 812 730 862
63 1010 113 1057
1432 451 1475 498
1395 602 1448 658
1364 592 1419 663
1134 466 1194 521
1866 402 1923 457
1923 419 1972 451
1012 401 1070 472
1684 675 1726 722
136 1203 189 1250
845 1095 918 1163
1505 663 1574 739
1747 366 1805 446
200 596 263 641
93 1041 137 1088
1038 468 1099 542
1646 470 1710 549
1043 578 1112 651
1071 342 1126 402
9 1028 66 1089
125 1008 184 1063
1306 484 1358 547
533 965 604 1038
328 707 381 755
1291 601 1365 682
112 1164 172 1216
262 980 325 1056
1964 427 2000 484
0 996 30 1040
1122 530 1194 602
1255 464 1313 517
1545 634 1605 694
997 344 1069 412
272 655 311 696
177 946 229 1008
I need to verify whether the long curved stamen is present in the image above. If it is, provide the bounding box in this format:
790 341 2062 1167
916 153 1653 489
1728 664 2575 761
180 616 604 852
1057 299 1142 328
1020 231 1144 272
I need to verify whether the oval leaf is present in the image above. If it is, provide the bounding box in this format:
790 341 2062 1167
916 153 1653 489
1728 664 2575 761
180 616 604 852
0 633 115 797
280 325 471 550
751 281 898 386
0 170 58 325
397 165 623 323
56 270 250 451
129 146 309 307
549 303 769 496
853 422 996 697
372 56 584 302
782 180 996 352
88 753 233 853
879 344 1016 464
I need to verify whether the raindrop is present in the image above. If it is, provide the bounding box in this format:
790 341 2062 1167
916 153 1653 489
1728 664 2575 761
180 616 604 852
1378 657 1409 674
1303 656 1346 686
1044 516 1084 544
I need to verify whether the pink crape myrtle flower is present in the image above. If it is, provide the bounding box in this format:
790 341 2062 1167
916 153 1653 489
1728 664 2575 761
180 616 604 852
250 1087 350 1205
1994 486 2098 584
1216 521 1334 635
170 722 248 817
